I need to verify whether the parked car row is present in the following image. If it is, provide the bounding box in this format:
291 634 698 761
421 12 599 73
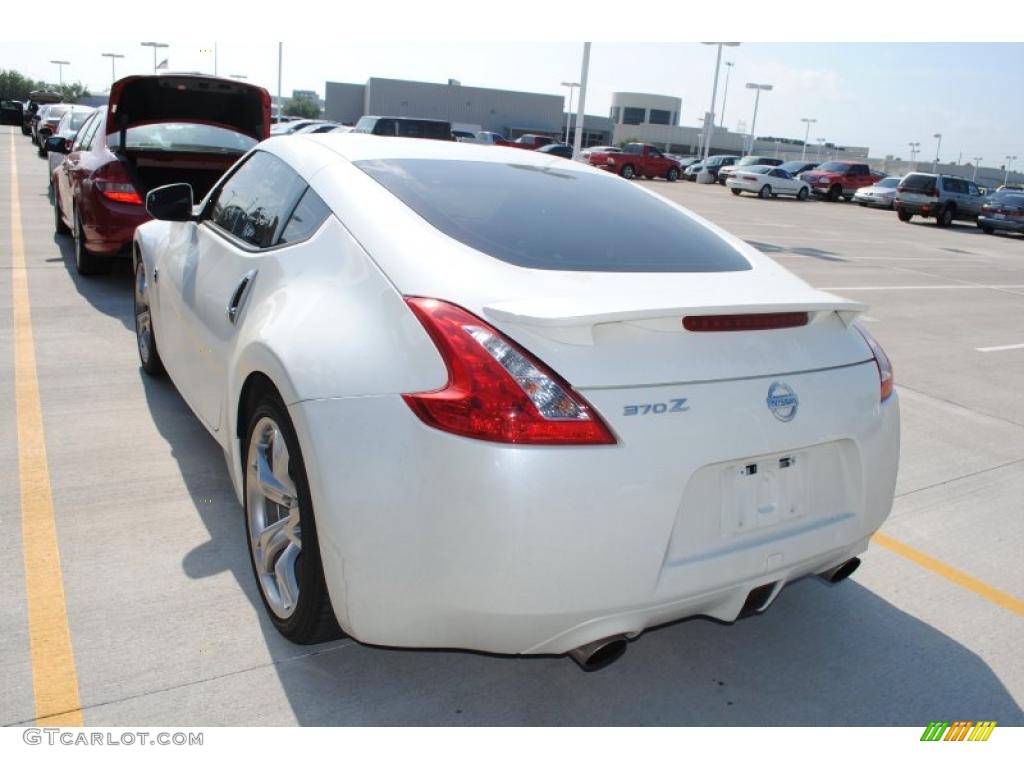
24 72 902 671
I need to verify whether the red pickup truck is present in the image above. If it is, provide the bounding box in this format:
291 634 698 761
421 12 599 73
589 143 681 181
799 161 883 201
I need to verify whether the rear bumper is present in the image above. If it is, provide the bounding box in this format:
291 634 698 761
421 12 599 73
83 195 150 256
978 215 1024 233
289 361 900 655
854 193 895 207
895 200 938 216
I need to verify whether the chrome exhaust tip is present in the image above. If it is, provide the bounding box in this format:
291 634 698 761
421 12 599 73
818 557 861 584
568 635 628 672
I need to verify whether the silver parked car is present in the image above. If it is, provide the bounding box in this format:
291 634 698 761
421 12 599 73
895 173 989 227
853 176 900 209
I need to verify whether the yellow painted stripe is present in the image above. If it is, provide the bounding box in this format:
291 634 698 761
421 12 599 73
9 131 83 726
873 531 1024 617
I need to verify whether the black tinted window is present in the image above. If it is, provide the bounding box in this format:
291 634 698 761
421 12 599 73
622 107 645 125
279 188 331 244
396 120 451 140
818 162 851 173
356 159 751 273
901 174 936 193
943 178 966 194
649 109 671 125
211 151 306 248
851 165 869 175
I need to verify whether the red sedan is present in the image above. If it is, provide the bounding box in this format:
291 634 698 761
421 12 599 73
50 74 270 274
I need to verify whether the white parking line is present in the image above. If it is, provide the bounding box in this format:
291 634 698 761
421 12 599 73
821 284 1024 291
976 343 1024 353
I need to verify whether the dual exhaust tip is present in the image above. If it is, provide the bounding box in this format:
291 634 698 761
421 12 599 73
566 557 861 671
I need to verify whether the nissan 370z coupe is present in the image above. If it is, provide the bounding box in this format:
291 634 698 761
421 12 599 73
133 135 899 671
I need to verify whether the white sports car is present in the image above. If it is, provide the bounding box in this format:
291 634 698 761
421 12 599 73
727 165 811 199
133 135 899 671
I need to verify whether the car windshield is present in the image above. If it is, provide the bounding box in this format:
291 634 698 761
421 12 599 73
990 192 1024 205
780 162 810 173
108 123 257 153
356 159 751 273
817 162 851 173
876 178 900 188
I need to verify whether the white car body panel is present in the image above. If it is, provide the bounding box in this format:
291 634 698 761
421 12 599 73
135 134 900 656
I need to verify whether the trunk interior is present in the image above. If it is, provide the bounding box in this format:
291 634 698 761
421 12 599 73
129 153 241 200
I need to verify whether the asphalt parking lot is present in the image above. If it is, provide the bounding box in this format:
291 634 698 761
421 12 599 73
2 126 1022 726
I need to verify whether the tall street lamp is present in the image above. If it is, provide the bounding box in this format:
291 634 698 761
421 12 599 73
816 138 827 162
720 61 735 130
141 41 169 74
561 81 580 145
908 141 920 163
101 53 124 87
699 42 740 178
932 132 942 173
1006 155 1019 186
800 117 816 160
50 59 70 87
744 82 773 156
971 156 982 181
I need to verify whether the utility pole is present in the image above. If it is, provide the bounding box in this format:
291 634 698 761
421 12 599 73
561 81 580 145
1006 155 1018 186
141 42 168 74
699 42 740 178
571 43 590 159
744 83 773 156
720 61 734 130
971 157 982 181
50 59 70 87
800 117 816 161
101 53 124 88
932 133 942 173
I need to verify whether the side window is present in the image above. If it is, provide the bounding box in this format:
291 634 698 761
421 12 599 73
966 181 980 196
279 188 331 244
73 113 99 151
209 151 307 249
373 119 396 136
648 148 662 158
851 165 869 175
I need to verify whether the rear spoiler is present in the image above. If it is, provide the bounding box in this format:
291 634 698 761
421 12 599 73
483 296 866 345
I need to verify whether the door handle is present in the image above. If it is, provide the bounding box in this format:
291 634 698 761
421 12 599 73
227 269 257 324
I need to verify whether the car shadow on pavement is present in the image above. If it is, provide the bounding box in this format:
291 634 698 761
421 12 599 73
135 367 1023 726
746 240 847 262
49 230 134 331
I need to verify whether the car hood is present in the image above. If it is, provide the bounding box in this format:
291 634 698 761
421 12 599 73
106 75 271 141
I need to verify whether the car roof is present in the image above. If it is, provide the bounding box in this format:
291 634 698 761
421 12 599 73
297 133 607 174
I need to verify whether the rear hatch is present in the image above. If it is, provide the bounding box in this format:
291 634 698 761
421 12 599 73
105 75 271 198
897 173 938 206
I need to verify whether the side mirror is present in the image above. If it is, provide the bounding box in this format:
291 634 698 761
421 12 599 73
146 183 195 222
45 135 70 154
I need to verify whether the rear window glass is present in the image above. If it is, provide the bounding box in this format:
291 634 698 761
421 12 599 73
990 192 1024 204
355 159 751 273
109 123 256 153
901 174 937 193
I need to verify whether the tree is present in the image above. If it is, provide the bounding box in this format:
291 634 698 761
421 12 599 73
282 96 320 119
0 69 47 101
55 82 90 104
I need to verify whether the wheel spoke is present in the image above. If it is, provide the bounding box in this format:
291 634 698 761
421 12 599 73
256 436 295 508
255 515 291 575
274 542 301 612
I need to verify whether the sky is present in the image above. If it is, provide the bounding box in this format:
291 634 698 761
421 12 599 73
2 41 1022 167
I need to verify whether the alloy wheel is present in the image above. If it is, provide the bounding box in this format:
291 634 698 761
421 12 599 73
134 261 152 365
246 417 303 620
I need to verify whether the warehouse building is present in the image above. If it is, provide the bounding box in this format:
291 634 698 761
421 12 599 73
325 76 613 145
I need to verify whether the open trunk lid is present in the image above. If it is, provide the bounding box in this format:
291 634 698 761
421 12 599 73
106 74 271 143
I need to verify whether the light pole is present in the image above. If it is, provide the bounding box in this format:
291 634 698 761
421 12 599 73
101 53 124 87
230 74 247 80
1006 155 1018 186
908 141 920 163
699 43 740 177
561 81 580 145
817 138 827 162
140 42 168 74
800 117 816 160
50 60 70 87
720 61 734 130
571 43 591 159
971 156 982 181
744 82 773 156
932 133 942 173
277 43 283 119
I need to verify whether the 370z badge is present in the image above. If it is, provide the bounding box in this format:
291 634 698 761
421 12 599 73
623 398 689 416
766 382 799 422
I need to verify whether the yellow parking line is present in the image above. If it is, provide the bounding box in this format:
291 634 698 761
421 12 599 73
9 131 83 725
873 531 1024 617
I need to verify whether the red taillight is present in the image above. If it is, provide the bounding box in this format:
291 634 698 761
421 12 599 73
94 162 142 205
740 175 758 181
853 323 894 402
683 312 809 332
402 298 616 445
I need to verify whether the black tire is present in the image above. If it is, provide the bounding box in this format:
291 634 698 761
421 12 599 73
73 209 112 276
797 187 809 201
858 202 868 207
37 142 47 158
980 225 994 234
731 188 742 196
133 258 165 375
718 177 726 186
827 185 842 202
843 195 853 202
243 392 342 645
666 167 679 182
619 164 635 180
53 188 70 235
21 124 31 136
897 209 912 222
936 206 954 228
759 185 772 200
